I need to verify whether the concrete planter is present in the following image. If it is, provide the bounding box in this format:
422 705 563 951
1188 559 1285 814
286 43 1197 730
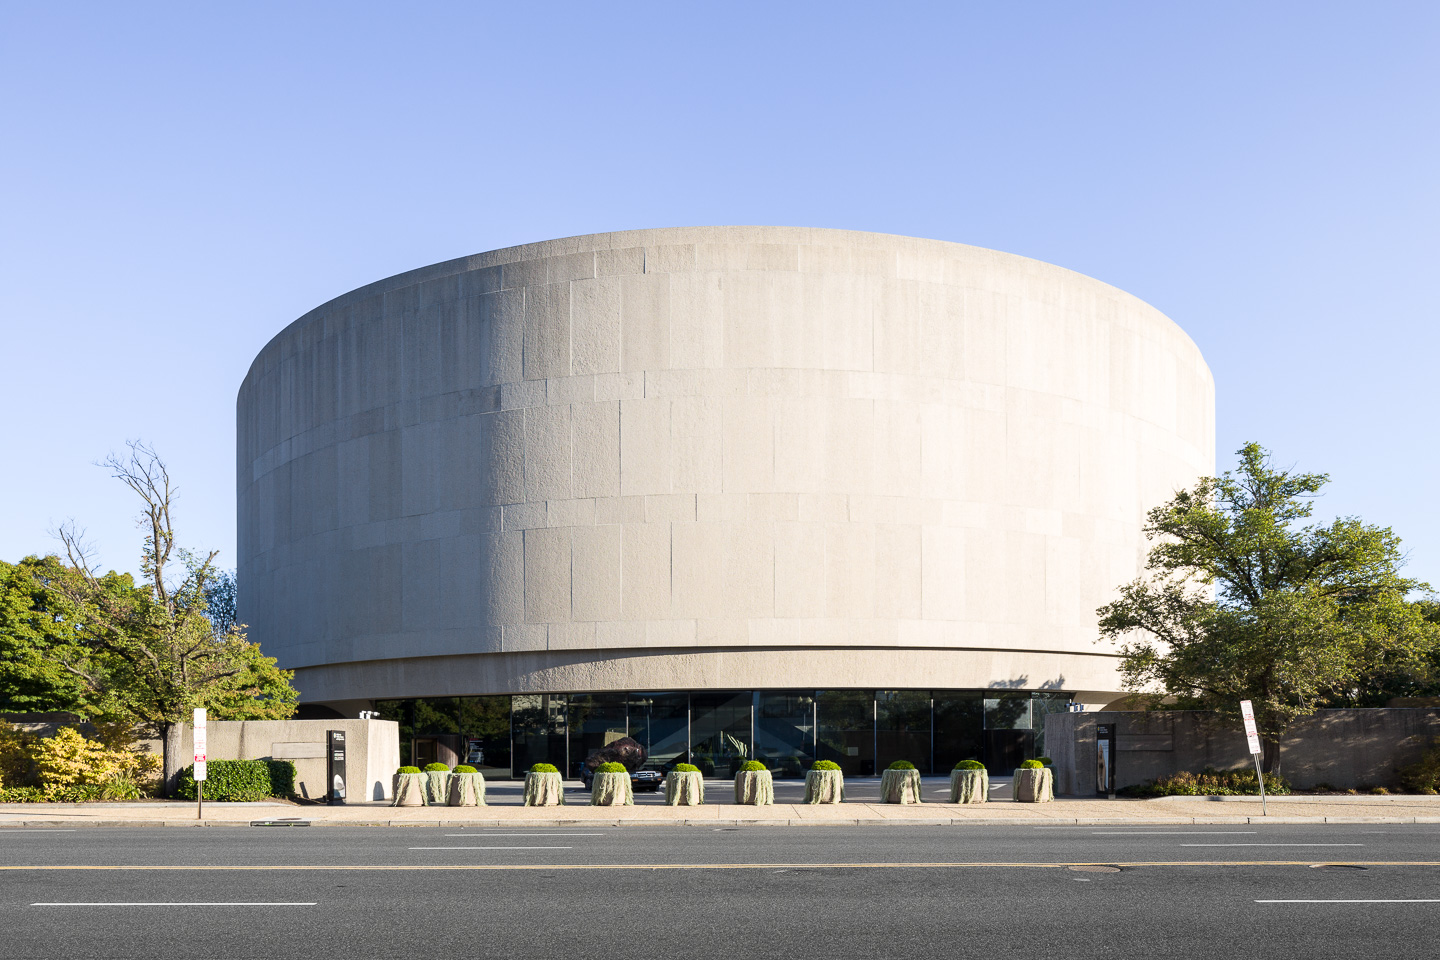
880 768 924 804
949 768 988 803
665 770 705 806
1013 767 1054 803
523 771 566 806
423 771 451 805
391 772 427 807
803 768 845 804
590 771 634 806
447 771 486 806
734 769 774 805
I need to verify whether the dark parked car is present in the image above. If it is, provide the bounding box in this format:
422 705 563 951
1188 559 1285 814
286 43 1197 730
580 766 664 792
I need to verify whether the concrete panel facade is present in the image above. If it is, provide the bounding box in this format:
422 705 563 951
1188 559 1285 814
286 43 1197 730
237 227 1214 705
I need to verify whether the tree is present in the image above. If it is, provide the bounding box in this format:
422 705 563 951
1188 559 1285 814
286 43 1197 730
1097 442 1440 774
38 441 298 791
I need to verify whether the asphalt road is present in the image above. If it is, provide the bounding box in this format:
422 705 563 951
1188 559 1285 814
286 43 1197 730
2 824 1438 959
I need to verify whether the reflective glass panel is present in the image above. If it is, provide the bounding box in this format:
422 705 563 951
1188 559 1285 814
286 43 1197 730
816 690 875 776
876 690 932 773
511 694 567 773
627 693 688 772
984 693 1036 774
459 696 512 778
690 691 752 778
933 693 985 772
755 691 815 778
567 694 629 777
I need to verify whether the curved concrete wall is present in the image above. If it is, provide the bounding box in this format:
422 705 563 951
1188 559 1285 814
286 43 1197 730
236 227 1214 704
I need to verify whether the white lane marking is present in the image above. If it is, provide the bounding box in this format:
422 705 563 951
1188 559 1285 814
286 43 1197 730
444 833 605 837
1181 843 1364 847
31 902 316 907
1090 831 1258 835
408 846 574 850
2 830 78 833
1256 900 1440 904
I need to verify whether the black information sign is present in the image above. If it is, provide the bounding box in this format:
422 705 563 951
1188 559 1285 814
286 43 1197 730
1095 723 1116 798
327 729 347 805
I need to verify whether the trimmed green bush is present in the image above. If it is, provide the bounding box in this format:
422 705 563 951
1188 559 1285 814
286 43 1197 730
740 760 768 772
175 759 297 801
422 762 450 772
810 760 842 771
887 760 916 771
954 760 985 770
1037 756 1053 765
397 765 421 774
452 764 478 774
1018 760 1044 770
596 762 627 773
529 763 559 774
1119 767 1291 798
672 763 700 773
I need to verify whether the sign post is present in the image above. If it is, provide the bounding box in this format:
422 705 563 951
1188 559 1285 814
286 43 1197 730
1239 700 1266 817
193 708 207 821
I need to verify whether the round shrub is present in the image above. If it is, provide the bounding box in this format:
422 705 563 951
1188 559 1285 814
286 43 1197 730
954 760 985 770
529 763 559 774
1037 756 1053 765
596 762 628 773
740 760 768 772
422 762 450 772
452 765 478 774
811 760 842 771
672 763 700 773
1018 759 1044 769
397 765 421 774
887 760 916 771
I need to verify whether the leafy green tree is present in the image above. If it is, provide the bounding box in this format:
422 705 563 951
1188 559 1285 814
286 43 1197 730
35 442 299 791
1098 442 1440 773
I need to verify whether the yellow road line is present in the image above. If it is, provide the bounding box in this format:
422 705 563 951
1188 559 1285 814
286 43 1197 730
2 860 1438 871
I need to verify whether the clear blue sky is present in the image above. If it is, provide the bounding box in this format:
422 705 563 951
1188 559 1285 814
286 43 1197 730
2 3 1436 590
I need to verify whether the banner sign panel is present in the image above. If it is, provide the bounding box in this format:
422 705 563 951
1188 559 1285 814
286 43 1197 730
1239 700 1262 757
193 707 208 782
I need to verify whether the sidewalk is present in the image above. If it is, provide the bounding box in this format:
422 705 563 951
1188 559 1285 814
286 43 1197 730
3 784 1438 827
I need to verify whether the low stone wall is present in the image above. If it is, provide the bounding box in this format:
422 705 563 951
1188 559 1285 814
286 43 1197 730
1046 708 1440 794
173 719 400 801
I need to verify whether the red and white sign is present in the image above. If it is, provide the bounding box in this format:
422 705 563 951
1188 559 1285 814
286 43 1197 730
193 707 208 782
1239 700 1262 756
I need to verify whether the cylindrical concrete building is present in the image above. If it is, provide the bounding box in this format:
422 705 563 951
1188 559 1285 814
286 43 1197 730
237 226 1213 777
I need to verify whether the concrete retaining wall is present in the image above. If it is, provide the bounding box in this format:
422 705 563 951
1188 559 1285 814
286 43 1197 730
174 719 400 802
1045 708 1440 794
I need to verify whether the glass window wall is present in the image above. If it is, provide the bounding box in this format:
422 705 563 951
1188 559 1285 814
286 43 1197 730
876 690 932 772
816 690 876 776
627 693 689 772
690 691 752 779
459 696 512 778
366 688 1072 778
567 694 629 777
754 691 815 778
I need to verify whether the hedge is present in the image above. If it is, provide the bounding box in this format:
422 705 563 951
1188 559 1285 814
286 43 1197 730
810 760 842 771
175 759 297 801
529 763 559 774
672 763 700 773
887 760 916 771
954 760 985 770
422 762 450 772
453 765 478 774
596 762 628 773
739 760 768 772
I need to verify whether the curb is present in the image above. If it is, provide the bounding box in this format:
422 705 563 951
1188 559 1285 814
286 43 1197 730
2 816 1439 828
